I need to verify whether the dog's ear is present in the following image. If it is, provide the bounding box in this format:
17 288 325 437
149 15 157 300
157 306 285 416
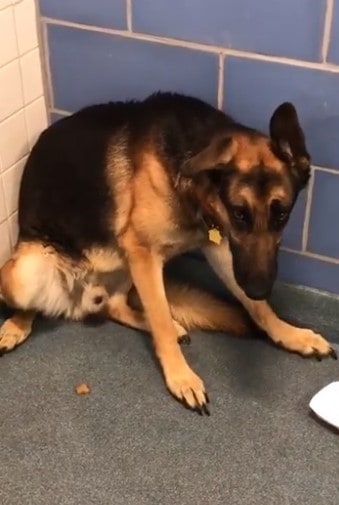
269 102 311 188
182 135 235 176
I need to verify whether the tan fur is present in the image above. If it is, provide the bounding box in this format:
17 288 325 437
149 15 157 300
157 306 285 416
233 135 284 173
165 281 250 335
130 153 174 241
106 133 133 237
234 186 257 208
0 311 34 352
84 247 124 272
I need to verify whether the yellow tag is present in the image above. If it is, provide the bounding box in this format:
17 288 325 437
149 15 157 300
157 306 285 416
208 227 222 245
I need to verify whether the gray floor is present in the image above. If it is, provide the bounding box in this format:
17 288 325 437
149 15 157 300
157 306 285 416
1 257 339 505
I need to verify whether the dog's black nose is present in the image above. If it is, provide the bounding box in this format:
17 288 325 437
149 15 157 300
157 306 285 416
244 282 271 301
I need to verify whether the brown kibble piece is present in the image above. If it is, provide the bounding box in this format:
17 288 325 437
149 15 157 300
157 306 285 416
75 383 90 395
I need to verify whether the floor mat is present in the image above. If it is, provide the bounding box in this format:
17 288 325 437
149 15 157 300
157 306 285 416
1 257 339 505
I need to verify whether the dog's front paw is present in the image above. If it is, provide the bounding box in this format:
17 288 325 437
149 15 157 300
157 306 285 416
273 325 337 360
0 318 31 354
164 364 210 415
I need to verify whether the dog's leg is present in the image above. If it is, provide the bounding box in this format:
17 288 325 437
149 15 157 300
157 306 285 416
0 311 36 354
126 284 189 342
107 291 188 340
125 246 209 412
0 241 73 353
0 253 36 352
107 287 149 332
203 241 337 359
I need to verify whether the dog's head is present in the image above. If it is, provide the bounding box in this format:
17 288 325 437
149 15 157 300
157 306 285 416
183 103 310 300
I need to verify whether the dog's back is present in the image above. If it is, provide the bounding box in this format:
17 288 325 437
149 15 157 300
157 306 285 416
18 101 137 257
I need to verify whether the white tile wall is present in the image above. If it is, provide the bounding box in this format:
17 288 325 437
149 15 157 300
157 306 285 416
25 96 47 148
0 7 17 67
0 110 28 169
14 0 38 55
0 220 11 267
20 47 44 104
0 0 47 264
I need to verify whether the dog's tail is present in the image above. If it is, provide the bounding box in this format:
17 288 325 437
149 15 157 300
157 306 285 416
163 279 253 336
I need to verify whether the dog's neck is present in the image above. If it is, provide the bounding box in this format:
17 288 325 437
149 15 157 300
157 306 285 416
175 172 229 243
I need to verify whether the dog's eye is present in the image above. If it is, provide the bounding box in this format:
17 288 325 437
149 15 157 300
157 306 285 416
277 211 288 222
233 208 246 221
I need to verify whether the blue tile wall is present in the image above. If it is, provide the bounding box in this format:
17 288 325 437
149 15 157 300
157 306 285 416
48 25 218 111
223 57 339 169
282 189 307 251
278 250 339 295
329 1 339 63
37 0 339 294
40 0 126 30
133 0 326 61
307 170 339 257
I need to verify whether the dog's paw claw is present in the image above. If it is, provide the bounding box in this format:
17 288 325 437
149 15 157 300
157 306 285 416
329 348 338 360
177 334 191 345
274 328 333 359
166 366 209 415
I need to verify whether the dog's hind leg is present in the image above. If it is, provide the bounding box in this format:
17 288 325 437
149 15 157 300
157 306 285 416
0 241 71 353
0 255 33 352
0 248 41 353
107 285 188 340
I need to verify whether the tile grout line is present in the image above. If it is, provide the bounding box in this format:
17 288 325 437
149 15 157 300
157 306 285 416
0 94 45 124
217 53 224 110
1 185 10 234
322 0 334 62
0 43 42 71
4 209 18 249
0 2 17 234
126 0 132 32
41 19 55 111
34 0 51 124
301 166 315 251
313 164 339 175
0 219 11 253
41 17 339 74
281 246 339 265
1 153 28 177
7 216 16 249
50 107 71 116
0 207 18 225
0 174 10 224
11 0 29 208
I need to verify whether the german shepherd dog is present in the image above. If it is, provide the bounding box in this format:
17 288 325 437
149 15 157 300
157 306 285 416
0 93 336 414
